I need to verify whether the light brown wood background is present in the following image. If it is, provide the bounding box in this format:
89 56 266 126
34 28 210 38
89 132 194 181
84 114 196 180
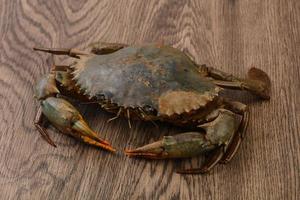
0 0 299 199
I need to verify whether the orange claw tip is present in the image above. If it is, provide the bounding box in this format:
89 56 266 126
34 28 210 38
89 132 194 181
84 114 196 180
124 141 166 158
124 148 146 156
101 139 111 145
108 147 117 153
124 148 137 156
99 144 117 153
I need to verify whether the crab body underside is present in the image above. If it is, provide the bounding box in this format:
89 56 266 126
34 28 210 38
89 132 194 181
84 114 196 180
34 42 270 174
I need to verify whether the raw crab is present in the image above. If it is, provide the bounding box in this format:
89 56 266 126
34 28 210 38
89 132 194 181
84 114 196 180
34 42 270 173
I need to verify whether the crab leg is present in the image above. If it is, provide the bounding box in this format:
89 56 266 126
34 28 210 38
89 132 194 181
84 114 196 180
177 147 225 174
220 102 249 163
34 106 57 147
199 65 271 99
178 108 249 174
33 47 89 58
125 109 243 173
88 42 128 54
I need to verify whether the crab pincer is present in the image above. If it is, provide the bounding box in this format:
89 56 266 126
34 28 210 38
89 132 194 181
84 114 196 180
125 109 244 174
34 73 115 152
41 97 116 152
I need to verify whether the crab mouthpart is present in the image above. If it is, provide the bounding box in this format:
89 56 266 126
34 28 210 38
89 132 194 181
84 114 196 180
124 141 167 159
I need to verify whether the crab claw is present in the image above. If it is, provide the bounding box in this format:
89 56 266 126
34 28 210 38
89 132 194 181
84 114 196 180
41 97 116 152
125 132 214 159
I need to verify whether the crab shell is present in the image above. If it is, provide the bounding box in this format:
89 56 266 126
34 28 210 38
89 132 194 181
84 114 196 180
71 44 221 116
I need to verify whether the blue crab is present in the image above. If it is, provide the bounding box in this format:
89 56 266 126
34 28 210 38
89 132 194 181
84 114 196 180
34 42 270 173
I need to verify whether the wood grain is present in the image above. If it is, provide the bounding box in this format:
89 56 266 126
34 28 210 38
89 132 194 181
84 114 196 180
0 0 299 199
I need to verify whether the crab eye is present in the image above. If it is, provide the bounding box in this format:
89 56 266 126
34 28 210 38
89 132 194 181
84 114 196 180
96 94 106 101
143 105 157 115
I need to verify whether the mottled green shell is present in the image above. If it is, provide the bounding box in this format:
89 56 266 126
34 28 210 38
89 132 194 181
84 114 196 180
72 44 220 116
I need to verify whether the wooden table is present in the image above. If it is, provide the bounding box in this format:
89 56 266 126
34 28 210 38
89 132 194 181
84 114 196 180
0 1 299 199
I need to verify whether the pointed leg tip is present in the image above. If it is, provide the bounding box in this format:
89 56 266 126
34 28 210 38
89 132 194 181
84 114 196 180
50 143 57 148
33 47 47 52
176 169 195 175
176 168 210 175
176 169 188 174
44 137 57 148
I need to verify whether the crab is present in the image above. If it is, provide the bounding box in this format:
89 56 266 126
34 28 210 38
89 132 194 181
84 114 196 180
33 42 270 174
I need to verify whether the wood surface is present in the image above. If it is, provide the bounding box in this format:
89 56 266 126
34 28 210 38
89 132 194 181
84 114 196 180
0 0 299 199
